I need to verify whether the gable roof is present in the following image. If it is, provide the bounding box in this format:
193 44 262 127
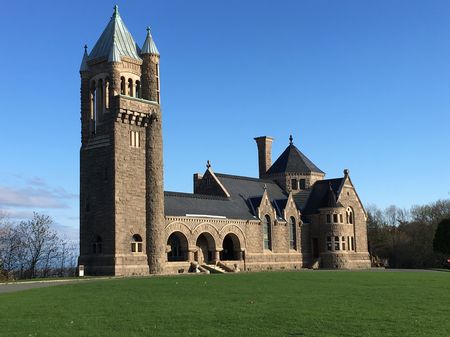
88 6 141 63
302 178 344 214
164 173 288 220
266 144 324 175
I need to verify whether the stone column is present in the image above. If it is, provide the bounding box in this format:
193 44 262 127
146 112 166 274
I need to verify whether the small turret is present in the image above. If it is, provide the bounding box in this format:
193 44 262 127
141 27 161 103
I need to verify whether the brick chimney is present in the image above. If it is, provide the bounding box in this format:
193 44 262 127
254 136 273 178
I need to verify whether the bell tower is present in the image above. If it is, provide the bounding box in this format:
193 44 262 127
79 6 165 275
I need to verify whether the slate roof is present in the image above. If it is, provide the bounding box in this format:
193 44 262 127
164 173 288 220
302 178 344 215
88 6 141 63
266 144 324 175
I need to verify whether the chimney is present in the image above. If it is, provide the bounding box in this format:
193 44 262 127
254 136 273 178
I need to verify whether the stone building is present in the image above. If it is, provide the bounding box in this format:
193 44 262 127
78 7 371 276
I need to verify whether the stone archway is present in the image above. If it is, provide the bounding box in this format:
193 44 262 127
167 231 188 262
220 233 242 261
195 233 215 265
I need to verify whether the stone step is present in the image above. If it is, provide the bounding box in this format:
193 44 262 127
203 264 226 274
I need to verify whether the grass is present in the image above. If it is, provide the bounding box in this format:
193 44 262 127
1 271 449 337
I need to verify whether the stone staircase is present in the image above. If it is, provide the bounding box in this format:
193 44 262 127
202 264 227 274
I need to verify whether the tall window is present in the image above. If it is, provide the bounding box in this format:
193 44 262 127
263 215 272 250
120 77 126 95
131 234 143 253
156 63 160 103
326 236 332 251
334 236 340 251
291 179 298 190
90 82 97 135
105 78 110 109
333 214 338 223
342 236 346 250
289 216 296 250
135 80 141 98
93 236 102 254
299 179 306 190
130 131 140 148
326 214 331 223
346 207 354 224
97 79 104 117
128 78 134 97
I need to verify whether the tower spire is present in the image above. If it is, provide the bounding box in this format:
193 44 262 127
79 45 89 72
113 5 119 18
141 26 160 55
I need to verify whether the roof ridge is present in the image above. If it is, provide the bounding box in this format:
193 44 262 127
164 191 229 201
214 172 276 183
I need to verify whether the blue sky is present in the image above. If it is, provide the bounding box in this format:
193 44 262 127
0 0 449 239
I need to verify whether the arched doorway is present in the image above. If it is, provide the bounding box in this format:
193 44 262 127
195 233 215 264
167 232 188 262
220 233 241 260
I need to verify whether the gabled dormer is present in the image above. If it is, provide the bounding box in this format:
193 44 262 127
193 161 230 197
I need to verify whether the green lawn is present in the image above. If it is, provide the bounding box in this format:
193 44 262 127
1 271 449 337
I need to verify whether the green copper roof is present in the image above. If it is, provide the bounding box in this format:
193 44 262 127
108 36 121 62
141 27 159 56
89 5 141 62
79 45 89 71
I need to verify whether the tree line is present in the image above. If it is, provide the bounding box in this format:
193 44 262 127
367 199 450 268
0 212 78 280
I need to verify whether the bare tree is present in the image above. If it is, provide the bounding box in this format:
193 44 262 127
17 213 60 278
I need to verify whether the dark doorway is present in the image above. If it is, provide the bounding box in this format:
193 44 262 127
167 232 188 262
195 233 215 264
220 234 241 260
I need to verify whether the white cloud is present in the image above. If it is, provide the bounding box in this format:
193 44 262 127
0 184 77 209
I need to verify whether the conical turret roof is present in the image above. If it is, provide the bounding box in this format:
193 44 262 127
141 27 160 56
79 45 89 72
88 5 141 62
266 136 324 175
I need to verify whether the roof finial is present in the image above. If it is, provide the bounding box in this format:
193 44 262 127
84 44 88 52
263 183 267 191
344 169 349 176
206 160 211 169
113 5 119 17
147 26 151 34
289 134 293 145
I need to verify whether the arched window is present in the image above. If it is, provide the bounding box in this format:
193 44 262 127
120 77 126 95
131 234 143 253
156 63 160 103
135 80 141 98
128 78 133 97
263 214 272 250
93 235 102 254
289 216 296 250
105 78 110 109
346 207 354 224
90 81 97 135
97 79 103 116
